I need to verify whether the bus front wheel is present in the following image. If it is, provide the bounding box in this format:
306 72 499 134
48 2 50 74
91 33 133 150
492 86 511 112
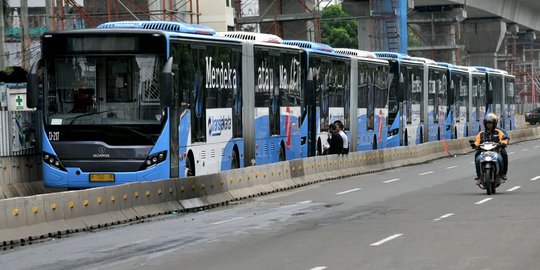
231 147 240 170
186 152 195 177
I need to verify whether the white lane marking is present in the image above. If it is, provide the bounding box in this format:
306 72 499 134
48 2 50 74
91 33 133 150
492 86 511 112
531 176 540 181
211 216 245 225
418 171 434 176
475 198 493 205
535 145 539 148
310 267 327 270
508 152 515 155
370 234 403 246
522 149 529 151
470 161 475 164
336 188 362 195
433 213 455 221
383 178 400 183
507 186 521 192
446 165 458 169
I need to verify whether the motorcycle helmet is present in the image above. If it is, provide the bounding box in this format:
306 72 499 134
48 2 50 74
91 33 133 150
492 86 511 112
483 113 498 128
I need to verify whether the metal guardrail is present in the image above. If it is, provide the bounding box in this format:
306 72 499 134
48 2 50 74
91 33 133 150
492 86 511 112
1 125 539 246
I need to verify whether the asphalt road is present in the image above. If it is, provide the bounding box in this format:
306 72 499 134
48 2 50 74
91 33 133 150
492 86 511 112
2 139 540 270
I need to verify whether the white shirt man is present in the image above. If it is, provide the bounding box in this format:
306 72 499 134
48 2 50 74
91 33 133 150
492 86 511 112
334 121 349 154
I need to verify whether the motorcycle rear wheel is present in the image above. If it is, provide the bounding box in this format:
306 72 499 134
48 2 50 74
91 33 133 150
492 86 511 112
484 168 493 195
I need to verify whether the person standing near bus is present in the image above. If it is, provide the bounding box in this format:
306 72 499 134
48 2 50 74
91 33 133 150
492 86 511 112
334 120 349 154
326 124 343 155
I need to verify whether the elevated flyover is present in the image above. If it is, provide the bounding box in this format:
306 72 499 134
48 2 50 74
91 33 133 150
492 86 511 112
344 0 540 68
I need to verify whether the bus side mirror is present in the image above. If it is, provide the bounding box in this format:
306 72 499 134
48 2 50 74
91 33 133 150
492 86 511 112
27 59 42 109
160 57 174 107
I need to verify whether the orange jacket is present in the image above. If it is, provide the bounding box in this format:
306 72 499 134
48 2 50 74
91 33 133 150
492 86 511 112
474 128 509 146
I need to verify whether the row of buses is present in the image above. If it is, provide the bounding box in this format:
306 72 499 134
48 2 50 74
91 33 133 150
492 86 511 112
27 21 518 188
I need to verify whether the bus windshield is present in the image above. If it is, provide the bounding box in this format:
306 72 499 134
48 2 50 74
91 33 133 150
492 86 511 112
45 55 163 126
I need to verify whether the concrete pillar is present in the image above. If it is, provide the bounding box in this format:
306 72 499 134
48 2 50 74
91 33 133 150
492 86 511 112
342 0 370 50
462 19 506 68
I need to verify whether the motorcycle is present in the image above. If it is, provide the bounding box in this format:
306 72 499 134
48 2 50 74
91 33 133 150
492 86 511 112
469 140 506 195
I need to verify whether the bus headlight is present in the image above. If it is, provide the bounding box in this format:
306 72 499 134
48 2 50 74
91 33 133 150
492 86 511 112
140 151 167 170
43 152 67 171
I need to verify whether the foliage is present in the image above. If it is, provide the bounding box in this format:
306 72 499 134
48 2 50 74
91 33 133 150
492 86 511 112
321 5 358 48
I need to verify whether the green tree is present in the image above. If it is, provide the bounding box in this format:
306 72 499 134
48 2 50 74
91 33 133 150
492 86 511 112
321 4 358 48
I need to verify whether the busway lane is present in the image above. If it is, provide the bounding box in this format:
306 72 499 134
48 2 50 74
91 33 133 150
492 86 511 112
1 139 539 270
125 139 540 270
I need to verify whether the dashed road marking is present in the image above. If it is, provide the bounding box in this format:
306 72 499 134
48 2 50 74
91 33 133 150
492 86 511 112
433 213 455 221
336 188 362 195
522 149 529 152
383 178 400 183
535 145 539 149
508 152 515 155
446 165 458 169
475 198 493 205
507 186 521 192
310 267 327 270
470 161 475 164
419 171 434 176
211 217 245 225
370 234 403 246
531 176 540 181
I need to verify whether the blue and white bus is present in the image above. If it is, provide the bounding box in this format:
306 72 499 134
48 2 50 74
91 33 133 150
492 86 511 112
438 62 471 139
473 67 517 131
282 40 351 156
502 71 517 130
334 48 391 150
216 32 306 165
408 57 449 142
466 66 488 135
27 21 253 188
374 52 424 147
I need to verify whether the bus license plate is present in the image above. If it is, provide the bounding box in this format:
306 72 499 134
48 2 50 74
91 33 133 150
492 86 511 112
89 174 115 182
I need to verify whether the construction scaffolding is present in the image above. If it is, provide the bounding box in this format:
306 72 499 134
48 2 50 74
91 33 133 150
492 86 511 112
234 0 322 42
49 0 201 31
406 6 466 64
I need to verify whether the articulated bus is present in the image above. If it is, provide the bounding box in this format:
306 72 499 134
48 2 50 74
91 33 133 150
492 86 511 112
464 66 488 135
408 57 449 142
281 40 351 156
215 31 307 166
438 63 471 139
334 48 391 151
503 73 517 130
374 52 424 147
28 21 255 188
474 66 518 131
27 20 521 188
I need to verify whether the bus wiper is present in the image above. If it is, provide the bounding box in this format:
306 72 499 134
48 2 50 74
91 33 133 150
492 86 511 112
65 110 114 125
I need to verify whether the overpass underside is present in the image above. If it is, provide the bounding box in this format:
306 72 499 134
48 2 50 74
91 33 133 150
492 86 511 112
343 0 540 107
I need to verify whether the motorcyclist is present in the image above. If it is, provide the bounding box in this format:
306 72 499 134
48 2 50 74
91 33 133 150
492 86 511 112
471 113 509 185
